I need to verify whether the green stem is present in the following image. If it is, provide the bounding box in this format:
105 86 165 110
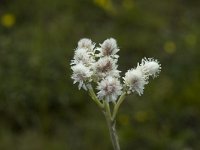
87 85 125 150
104 102 120 150
105 101 112 119
112 92 126 120
87 84 103 109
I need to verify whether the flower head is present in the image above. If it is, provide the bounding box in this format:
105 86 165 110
71 48 95 66
71 63 92 90
78 38 95 52
93 56 120 79
140 58 161 78
97 76 122 102
97 38 119 58
123 68 147 95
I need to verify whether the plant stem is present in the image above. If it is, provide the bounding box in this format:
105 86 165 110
87 84 103 108
112 92 126 120
104 102 121 150
87 84 125 150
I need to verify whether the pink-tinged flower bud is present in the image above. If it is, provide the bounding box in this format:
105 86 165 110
97 38 119 58
78 38 95 52
123 68 147 95
140 58 161 78
93 56 121 80
71 48 95 66
97 76 122 102
71 63 92 90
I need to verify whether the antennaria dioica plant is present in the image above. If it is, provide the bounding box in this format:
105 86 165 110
71 38 161 150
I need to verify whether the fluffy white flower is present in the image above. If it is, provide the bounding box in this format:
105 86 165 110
97 76 122 102
123 68 147 95
71 63 92 90
71 48 95 66
97 38 119 58
78 38 95 52
93 56 120 79
71 38 162 97
140 58 161 78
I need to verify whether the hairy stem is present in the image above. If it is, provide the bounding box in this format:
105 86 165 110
112 92 126 120
87 84 103 108
104 102 121 150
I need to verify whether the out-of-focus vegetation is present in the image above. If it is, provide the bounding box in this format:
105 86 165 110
0 0 200 149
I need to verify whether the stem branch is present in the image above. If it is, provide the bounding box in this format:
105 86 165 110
87 84 103 108
112 92 126 120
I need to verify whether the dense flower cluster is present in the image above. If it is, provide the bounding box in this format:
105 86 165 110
71 38 161 102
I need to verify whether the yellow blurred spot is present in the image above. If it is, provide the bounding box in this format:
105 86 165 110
134 111 148 122
164 41 176 54
185 34 197 47
94 0 107 7
1 13 15 28
94 0 114 12
118 114 130 125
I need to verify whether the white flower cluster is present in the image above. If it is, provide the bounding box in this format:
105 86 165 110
123 58 161 95
71 38 161 102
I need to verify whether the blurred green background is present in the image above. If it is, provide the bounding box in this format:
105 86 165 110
0 0 200 149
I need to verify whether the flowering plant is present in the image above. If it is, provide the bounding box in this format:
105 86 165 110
71 38 161 150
